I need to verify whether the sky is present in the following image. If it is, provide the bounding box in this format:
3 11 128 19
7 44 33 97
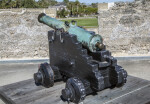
57 0 134 4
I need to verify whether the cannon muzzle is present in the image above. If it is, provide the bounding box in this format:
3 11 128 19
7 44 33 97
38 13 46 23
38 13 67 31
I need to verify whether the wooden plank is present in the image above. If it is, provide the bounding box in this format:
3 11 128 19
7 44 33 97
105 85 150 104
0 91 15 104
0 79 64 104
84 76 150 104
0 76 150 104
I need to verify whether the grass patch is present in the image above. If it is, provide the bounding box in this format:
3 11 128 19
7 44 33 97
61 18 98 28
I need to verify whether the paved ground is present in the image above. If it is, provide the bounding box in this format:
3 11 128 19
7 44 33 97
118 60 150 81
0 60 150 104
0 63 38 87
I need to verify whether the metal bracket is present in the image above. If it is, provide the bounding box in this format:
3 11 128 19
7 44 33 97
60 32 64 43
49 31 55 43
52 31 55 41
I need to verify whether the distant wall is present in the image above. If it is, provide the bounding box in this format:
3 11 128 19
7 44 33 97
0 8 56 17
98 3 115 11
98 3 108 10
98 0 150 56
0 8 56 59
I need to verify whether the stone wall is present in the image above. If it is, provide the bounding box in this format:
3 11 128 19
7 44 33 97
0 8 98 59
0 8 56 59
1 0 150 60
98 0 150 56
0 8 56 17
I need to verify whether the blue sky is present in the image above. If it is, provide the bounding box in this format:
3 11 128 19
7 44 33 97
57 0 134 4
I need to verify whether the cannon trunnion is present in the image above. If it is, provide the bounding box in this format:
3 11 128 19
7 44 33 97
34 29 127 103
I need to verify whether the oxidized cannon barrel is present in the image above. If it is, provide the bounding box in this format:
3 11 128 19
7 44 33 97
38 13 67 30
38 13 104 52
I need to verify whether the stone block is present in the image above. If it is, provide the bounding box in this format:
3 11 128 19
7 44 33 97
98 0 150 55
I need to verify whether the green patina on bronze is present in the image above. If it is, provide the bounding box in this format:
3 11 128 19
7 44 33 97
38 13 103 52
